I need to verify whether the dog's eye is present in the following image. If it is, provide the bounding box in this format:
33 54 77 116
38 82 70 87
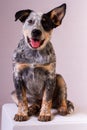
42 18 46 22
28 19 35 25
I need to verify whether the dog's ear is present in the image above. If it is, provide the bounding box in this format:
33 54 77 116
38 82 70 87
15 9 32 23
46 3 66 28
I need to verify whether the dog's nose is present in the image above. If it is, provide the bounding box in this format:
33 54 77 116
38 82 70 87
31 29 42 37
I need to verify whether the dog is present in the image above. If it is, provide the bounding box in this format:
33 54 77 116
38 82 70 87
11 3 74 122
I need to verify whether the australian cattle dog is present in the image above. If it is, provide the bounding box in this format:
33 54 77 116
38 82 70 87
11 3 74 122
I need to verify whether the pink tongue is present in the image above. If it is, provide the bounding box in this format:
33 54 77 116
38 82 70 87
31 39 40 48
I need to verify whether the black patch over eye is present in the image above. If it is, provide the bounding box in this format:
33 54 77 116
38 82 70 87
41 14 57 31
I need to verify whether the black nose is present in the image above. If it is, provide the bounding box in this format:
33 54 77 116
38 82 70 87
31 29 42 37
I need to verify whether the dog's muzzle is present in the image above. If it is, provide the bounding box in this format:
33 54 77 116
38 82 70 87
27 29 45 49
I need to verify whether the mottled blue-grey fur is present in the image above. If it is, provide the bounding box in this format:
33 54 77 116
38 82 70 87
12 4 74 122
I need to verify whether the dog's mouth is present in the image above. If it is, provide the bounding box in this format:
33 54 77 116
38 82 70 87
27 37 45 49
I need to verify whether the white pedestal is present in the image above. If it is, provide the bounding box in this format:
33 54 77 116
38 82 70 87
1 103 87 130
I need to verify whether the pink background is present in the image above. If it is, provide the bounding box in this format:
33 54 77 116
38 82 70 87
0 0 87 125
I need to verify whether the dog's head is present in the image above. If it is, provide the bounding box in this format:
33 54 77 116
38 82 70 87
15 4 66 50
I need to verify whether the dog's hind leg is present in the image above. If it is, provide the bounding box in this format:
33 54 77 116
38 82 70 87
52 74 74 115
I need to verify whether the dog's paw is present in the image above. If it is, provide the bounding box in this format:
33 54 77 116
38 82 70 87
38 114 51 122
28 104 40 116
14 114 29 121
58 106 67 116
28 107 35 116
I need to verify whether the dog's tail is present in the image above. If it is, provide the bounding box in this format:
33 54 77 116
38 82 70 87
67 100 74 114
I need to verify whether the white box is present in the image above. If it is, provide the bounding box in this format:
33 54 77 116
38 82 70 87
1 103 87 130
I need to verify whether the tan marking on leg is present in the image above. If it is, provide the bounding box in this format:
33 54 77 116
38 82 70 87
18 87 28 115
17 101 28 116
38 90 52 121
14 87 29 121
56 74 68 115
58 99 67 116
61 99 67 108
40 100 52 115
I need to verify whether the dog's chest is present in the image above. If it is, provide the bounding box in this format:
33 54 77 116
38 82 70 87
25 49 50 64
13 39 56 64
13 39 56 99
25 67 47 98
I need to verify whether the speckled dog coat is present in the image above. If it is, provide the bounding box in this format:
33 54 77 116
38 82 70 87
11 3 74 122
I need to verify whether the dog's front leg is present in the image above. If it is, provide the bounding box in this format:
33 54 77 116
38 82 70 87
13 64 29 121
14 88 28 121
38 91 52 121
38 78 55 121
13 82 29 121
